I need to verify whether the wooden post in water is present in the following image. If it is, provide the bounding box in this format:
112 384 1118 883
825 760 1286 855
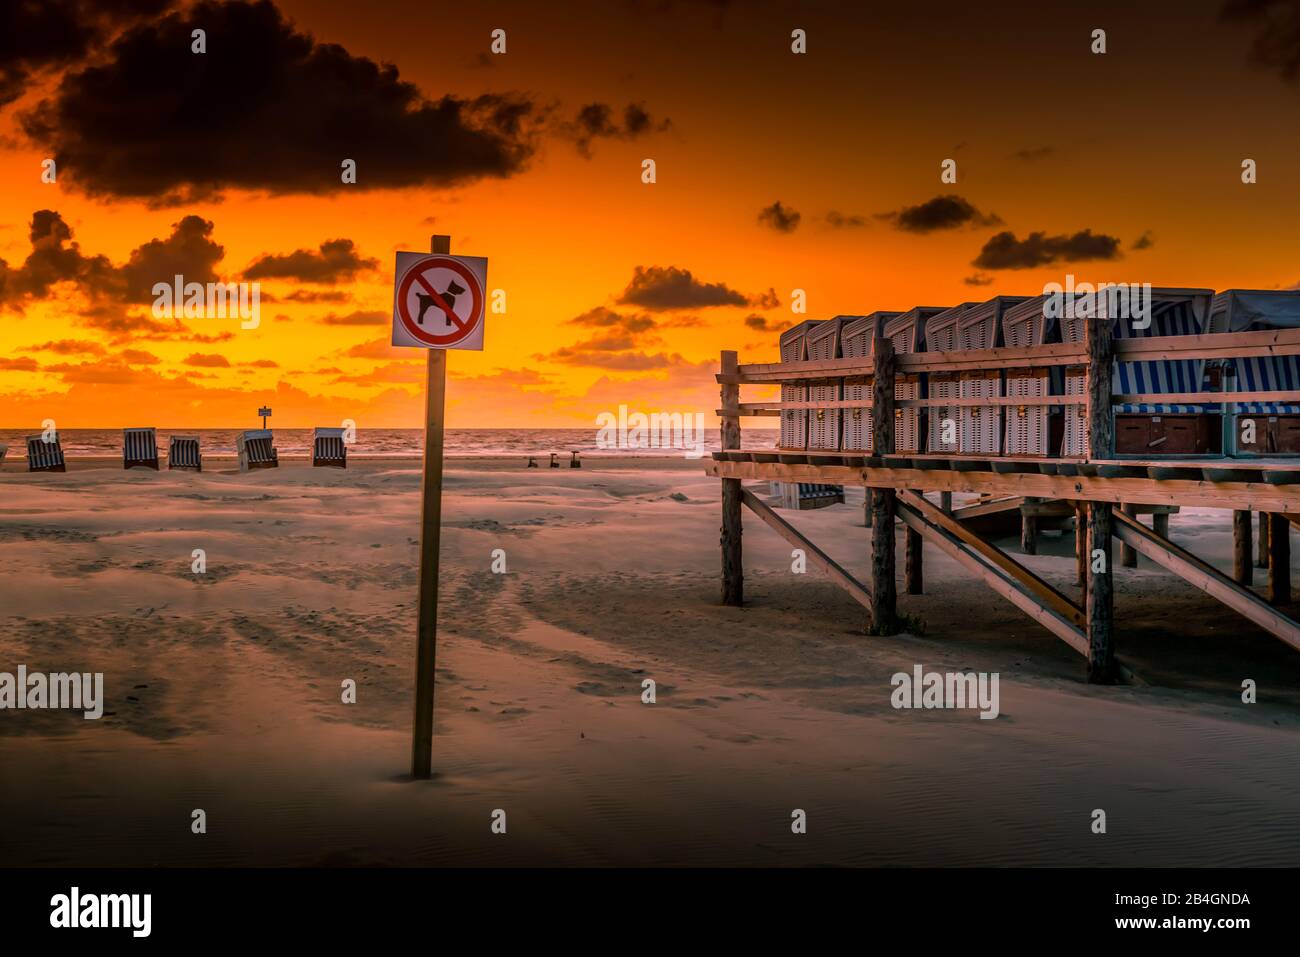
870 338 898 633
1085 311 1115 684
1258 511 1270 568
720 350 743 606
1119 503 1138 567
1233 509 1253 586
411 233 451 779
1269 512 1290 606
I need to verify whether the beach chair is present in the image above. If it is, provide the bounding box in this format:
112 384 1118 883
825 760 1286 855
805 317 845 451
1001 295 1066 457
312 427 347 468
772 482 845 510
168 435 202 472
26 433 66 473
957 297 1027 455
778 319 825 450
1059 288 1218 456
923 303 976 454
569 451 582 468
123 427 159 470
0 443 7 466
840 312 902 452
236 429 279 472
1210 289 1300 455
880 307 952 455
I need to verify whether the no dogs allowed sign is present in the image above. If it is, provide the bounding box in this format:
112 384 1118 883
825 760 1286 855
391 251 488 350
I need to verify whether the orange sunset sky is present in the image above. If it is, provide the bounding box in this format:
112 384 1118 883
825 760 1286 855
2 0 1300 428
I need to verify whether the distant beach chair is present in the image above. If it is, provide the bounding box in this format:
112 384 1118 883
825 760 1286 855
168 435 202 472
549 452 559 468
569 451 581 468
312 427 347 468
0 442 8 466
527 455 538 468
123 427 160 470
26 433 66 473
236 429 279 472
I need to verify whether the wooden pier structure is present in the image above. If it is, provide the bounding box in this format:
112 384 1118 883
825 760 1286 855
712 304 1300 683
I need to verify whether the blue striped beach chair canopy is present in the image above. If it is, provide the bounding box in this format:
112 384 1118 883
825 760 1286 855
1111 288 1215 414
1211 289 1300 414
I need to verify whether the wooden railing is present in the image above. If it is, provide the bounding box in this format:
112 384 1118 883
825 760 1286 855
715 327 1300 420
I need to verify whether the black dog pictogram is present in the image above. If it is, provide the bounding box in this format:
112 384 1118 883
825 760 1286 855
414 280 467 326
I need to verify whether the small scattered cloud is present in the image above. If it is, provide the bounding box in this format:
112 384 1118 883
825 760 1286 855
825 211 868 229
182 352 230 368
1011 146 1055 163
565 102 670 157
972 229 1124 270
1132 230 1155 251
244 239 378 284
617 265 749 311
318 309 387 326
757 201 801 233
878 194 1002 234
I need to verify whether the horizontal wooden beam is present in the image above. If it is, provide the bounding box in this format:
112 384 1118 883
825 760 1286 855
1112 509 1300 653
1113 390 1300 405
740 489 873 612
705 459 1300 511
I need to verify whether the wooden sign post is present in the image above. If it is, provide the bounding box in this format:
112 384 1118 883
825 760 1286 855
411 234 450 779
390 234 488 779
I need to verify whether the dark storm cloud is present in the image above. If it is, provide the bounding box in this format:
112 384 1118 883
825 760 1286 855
757 201 801 233
566 102 669 157
19 0 540 203
1221 0 1300 82
244 239 378 284
617 265 749 311
972 229 1123 270
879 195 1002 234
0 0 173 106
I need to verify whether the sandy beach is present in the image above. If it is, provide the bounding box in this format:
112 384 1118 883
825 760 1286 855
3 456 1300 867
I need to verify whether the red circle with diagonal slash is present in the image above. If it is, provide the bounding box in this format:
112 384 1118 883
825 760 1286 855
396 257 484 346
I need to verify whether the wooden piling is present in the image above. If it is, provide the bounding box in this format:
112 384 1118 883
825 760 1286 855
905 526 923 594
1233 509 1253 586
720 350 743 606
1085 310 1116 683
870 338 898 633
1258 511 1270 568
1269 512 1290 606
1020 497 1038 555
1075 502 1087 589
1152 510 1170 540
1120 503 1138 567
